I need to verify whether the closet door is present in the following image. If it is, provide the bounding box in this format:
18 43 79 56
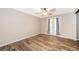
76 12 79 39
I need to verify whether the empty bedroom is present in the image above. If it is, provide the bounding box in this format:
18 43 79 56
0 8 79 51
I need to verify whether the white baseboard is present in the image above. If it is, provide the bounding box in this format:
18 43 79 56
42 33 76 41
75 39 79 41
0 33 40 47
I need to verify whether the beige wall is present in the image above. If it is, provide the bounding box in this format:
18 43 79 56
0 8 41 46
58 13 76 40
41 13 76 40
41 18 48 34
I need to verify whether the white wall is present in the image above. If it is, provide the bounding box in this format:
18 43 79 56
0 8 41 46
41 18 48 34
58 13 76 40
41 13 76 40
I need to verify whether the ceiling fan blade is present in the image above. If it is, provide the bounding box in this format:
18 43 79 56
49 8 56 12
48 13 52 15
35 8 56 16
40 8 44 11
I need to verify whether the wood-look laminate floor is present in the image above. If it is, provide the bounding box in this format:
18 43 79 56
0 34 79 51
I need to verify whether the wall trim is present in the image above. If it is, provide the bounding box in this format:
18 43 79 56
42 33 76 41
75 39 79 41
57 35 76 41
0 33 40 47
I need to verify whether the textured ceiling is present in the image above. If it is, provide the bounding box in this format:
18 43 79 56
14 8 76 18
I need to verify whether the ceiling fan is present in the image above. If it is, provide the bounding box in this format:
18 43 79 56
36 8 56 16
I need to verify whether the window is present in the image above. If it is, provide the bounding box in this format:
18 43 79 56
48 17 60 35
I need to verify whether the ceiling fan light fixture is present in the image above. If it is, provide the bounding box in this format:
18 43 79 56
39 8 56 16
42 10 48 15
42 12 47 15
